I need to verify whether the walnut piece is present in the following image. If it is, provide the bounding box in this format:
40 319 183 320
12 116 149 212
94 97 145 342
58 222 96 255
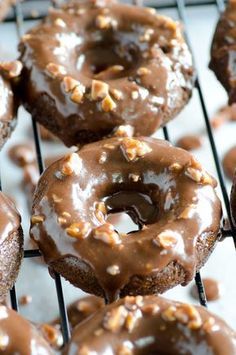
66 222 91 240
71 84 85 104
46 63 66 78
94 201 107 223
61 153 82 176
154 230 179 249
63 76 81 93
91 80 109 100
103 306 128 333
121 138 152 162
101 95 117 112
93 223 121 245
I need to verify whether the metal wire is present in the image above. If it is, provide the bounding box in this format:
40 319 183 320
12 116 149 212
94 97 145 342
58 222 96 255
1 0 233 346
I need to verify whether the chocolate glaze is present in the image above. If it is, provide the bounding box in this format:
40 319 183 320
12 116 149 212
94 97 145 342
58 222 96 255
0 305 52 354
0 74 16 148
30 137 221 302
64 295 236 355
0 191 21 245
19 0 194 147
176 135 202 151
210 1 236 104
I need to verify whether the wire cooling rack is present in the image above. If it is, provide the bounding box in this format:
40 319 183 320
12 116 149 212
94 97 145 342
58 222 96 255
1 0 235 347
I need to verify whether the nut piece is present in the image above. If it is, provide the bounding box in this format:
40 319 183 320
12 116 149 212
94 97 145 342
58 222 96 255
54 18 66 27
169 163 182 172
71 84 85 103
139 28 154 42
40 324 63 349
99 151 107 164
175 304 202 330
94 201 107 223
110 88 123 101
125 309 142 332
93 223 121 245
103 305 128 333
137 67 151 76
141 303 160 316
66 222 91 240
154 230 179 249
0 60 23 78
106 265 120 275
91 80 109 100
95 15 117 29
129 174 139 182
63 76 81 93
178 205 195 219
185 167 203 183
101 95 117 112
31 215 45 224
114 125 134 138
121 138 152 162
46 63 66 78
162 306 177 322
61 153 82 176
131 91 139 100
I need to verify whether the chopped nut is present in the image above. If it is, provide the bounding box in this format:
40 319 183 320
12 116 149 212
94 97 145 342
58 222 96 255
52 194 63 203
110 88 123 101
63 76 81 93
125 309 142 332
71 84 85 103
46 63 66 78
201 172 214 186
40 324 63 349
54 18 66 27
94 201 107 223
66 222 91 239
162 306 177 322
121 138 152 162
99 151 107 164
103 143 115 150
95 15 117 29
106 265 120 275
0 332 9 351
137 67 151 76
185 167 203 183
93 223 121 245
101 95 117 112
175 304 202 330
0 60 23 78
169 163 182 172
31 215 45 224
124 296 143 310
154 230 179 249
203 317 217 333
58 216 67 225
114 125 134 138
129 174 139 182
61 153 82 176
178 205 195 219
103 306 128 332
141 303 159 315
91 80 109 100
19 295 32 306
139 28 154 42
131 90 139 100
62 211 71 218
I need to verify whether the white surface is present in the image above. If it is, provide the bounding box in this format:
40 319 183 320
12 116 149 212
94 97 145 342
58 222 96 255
1 3 236 329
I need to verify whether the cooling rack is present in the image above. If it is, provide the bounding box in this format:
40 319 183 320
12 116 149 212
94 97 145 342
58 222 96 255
1 0 234 347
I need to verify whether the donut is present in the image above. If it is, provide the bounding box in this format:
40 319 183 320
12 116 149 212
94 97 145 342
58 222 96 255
63 295 236 355
0 192 23 301
0 61 22 149
18 0 194 147
0 0 15 21
223 146 236 180
30 137 221 303
0 305 53 354
210 1 236 103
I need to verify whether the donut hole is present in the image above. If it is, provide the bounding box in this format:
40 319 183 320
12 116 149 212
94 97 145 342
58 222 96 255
107 212 139 234
104 191 159 232
77 37 142 79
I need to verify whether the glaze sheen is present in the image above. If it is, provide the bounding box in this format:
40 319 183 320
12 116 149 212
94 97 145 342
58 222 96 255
30 137 221 302
19 0 194 146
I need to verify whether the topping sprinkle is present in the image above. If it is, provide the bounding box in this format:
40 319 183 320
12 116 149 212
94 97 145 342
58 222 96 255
93 223 121 245
66 222 91 239
121 138 152 162
46 63 66 78
91 80 109 100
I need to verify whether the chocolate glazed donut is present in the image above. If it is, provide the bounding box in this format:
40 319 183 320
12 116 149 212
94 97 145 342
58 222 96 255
30 137 221 303
0 61 22 148
63 295 236 355
18 0 194 147
0 192 23 301
0 305 53 354
210 0 236 104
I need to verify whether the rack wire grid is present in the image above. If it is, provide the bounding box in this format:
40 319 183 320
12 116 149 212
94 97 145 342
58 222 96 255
1 0 235 348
